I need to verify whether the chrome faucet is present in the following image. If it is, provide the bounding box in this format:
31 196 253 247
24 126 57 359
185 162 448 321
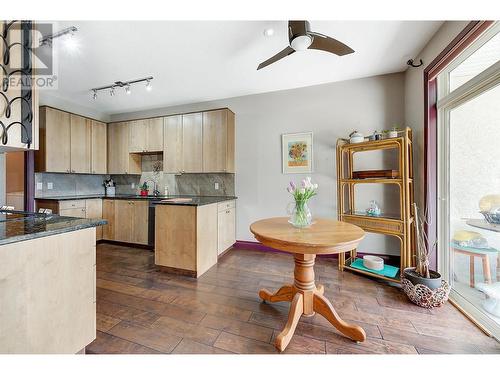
144 178 160 197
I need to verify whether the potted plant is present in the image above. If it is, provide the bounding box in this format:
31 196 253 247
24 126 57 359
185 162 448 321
383 126 402 139
402 203 442 289
139 182 149 197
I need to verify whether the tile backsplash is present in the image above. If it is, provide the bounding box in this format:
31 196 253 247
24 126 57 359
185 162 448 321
35 165 235 199
35 173 107 198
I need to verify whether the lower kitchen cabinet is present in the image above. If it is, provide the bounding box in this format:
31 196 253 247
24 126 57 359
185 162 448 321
102 199 148 245
155 203 218 277
217 200 236 255
35 198 102 242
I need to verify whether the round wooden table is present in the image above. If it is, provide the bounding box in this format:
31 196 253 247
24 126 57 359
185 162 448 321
250 217 366 352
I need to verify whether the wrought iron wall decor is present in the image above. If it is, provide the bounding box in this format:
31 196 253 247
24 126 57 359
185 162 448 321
0 20 34 148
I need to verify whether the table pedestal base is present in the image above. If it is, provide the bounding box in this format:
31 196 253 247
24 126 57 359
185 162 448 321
259 253 366 352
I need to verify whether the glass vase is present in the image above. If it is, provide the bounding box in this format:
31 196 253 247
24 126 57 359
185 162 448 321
288 200 312 228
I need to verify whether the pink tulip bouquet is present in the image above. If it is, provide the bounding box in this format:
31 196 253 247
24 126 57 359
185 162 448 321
287 177 318 228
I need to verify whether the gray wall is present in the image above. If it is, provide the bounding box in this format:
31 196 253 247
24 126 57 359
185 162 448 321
110 73 406 253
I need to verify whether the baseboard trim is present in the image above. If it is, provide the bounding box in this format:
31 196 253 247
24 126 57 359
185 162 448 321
99 239 153 250
156 265 197 278
234 240 400 264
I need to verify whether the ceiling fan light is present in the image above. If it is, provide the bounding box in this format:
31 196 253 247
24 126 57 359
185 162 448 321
290 35 312 51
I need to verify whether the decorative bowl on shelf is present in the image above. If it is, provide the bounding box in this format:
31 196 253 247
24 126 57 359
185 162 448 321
363 255 384 271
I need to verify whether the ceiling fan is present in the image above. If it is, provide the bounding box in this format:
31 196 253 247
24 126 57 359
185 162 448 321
257 20 354 70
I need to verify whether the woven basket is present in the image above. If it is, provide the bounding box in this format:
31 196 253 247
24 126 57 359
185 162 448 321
401 277 450 309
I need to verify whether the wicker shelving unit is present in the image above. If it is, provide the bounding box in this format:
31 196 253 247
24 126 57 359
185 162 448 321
336 127 415 283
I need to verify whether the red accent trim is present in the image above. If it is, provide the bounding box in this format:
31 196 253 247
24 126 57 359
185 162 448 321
233 240 400 265
423 21 494 269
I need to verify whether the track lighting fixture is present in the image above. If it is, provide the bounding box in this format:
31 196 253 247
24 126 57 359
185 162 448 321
90 76 153 100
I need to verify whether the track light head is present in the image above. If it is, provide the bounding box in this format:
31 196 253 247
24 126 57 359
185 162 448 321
110 87 115 97
146 79 152 91
92 90 97 100
125 84 131 95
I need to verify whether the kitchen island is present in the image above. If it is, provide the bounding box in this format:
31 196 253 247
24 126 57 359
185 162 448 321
0 210 105 354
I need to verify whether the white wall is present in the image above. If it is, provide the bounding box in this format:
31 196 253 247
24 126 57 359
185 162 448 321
404 21 469 209
111 73 406 254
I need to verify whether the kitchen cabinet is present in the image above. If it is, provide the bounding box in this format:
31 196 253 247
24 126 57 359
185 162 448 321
104 199 148 245
70 114 92 173
217 200 236 255
86 199 103 240
36 107 71 173
129 118 163 153
102 199 115 240
203 109 235 173
181 113 203 172
35 198 102 242
107 122 141 174
36 107 106 174
155 203 218 277
91 120 107 174
163 115 183 173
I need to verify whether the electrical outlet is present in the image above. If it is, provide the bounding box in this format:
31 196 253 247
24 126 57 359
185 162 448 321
214 182 219 190
131 182 135 189
36 182 43 190
47 182 53 190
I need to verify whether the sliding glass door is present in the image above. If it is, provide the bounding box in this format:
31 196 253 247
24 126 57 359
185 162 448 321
437 23 500 339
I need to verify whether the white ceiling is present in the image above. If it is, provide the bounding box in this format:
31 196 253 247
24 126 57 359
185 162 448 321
40 20 443 116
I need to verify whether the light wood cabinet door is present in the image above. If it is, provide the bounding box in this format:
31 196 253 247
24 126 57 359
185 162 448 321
59 207 87 218
107 122 141 174
108 122 127 174
163 115 183 173
70 115 91 173
130 201 149 245
113 200 133 242
146 118 164 152
203 110 228 172
102 199 115 240
85 199 103 240
91 120 107 174
129 120 147 153
182 113 203 172
40 107 71 173
217 206 236 255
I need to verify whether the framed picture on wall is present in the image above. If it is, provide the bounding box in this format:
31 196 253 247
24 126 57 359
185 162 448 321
282 132 313 174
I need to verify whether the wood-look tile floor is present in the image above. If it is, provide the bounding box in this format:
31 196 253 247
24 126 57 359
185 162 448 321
87 243 500 354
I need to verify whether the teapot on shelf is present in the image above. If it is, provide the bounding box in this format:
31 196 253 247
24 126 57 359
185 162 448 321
349 130 364 144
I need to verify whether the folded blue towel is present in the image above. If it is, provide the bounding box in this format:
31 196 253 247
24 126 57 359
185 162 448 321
350 258 399 278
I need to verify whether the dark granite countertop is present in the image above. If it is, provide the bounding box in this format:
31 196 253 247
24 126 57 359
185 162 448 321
0 210 107 246
35 194 237 206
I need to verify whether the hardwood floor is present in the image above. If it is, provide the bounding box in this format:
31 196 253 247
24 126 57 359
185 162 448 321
87 243 500 354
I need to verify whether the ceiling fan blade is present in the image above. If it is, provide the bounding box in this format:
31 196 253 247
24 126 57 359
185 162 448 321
308 32 354 56
257 46 295 70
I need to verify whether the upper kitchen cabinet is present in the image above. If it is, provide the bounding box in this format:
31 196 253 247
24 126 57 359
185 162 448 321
91 120 107 174
70 114 91 173
107 121 141 175
36 107 71 173
36 107 107 174
129 118 163 153
0 21 39 152
163 115 183 173
203 109 235 173
182 112 203 173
